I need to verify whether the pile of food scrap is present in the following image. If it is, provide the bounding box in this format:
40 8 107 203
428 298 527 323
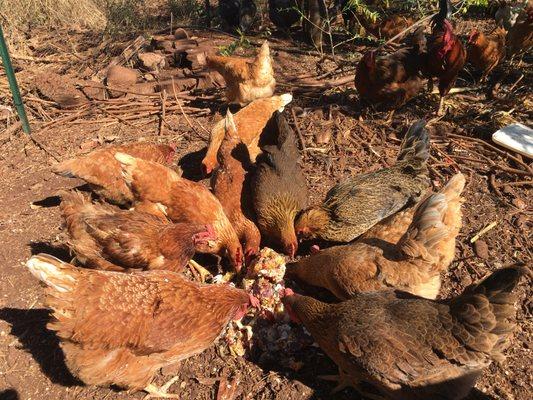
219 248 313 365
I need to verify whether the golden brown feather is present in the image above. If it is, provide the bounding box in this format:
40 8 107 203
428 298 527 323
206 41 276 105
114 153 243 272
52 142 178 206
27 254 254 392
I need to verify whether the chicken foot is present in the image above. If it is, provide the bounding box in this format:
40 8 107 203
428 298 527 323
437 96 447 116
143 376 181 399
319 369 385 400
188 259 212 283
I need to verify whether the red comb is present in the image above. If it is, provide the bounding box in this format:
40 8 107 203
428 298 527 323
249 294 261 308
283 287 295 297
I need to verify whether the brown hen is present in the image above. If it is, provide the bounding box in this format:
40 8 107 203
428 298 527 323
252 112 308 257
202 93 293 175
59 190 216 273
52 142 177 206
287 173 465 300
295 120 430 244
27 254 256 396
283 265 527 400
467 27 506 80
211 111 261 264
206 41 276 105
114 153 243 272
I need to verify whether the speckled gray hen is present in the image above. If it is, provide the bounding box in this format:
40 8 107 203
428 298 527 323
287 173 465 300
294 120 430 243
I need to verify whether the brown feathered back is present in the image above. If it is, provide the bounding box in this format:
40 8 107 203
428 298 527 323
27 254 251 391
114 153 243 271
60 190 211 272
283 265 527 400
253 112 308 256
52 143 177 205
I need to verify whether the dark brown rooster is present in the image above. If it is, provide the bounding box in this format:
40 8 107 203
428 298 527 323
27 254 258 397
355 27 427 109
253 112 308 257
59 190 216 273
422 0 466 114
283 265 527 400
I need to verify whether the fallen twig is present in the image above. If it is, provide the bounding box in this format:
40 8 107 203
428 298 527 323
291 108 307 152
171 78 209 140
470 222 498 243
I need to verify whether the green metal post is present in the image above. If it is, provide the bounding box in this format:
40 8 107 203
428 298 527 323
0 24 31 134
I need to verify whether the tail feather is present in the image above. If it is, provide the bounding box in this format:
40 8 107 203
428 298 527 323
26 254 79 293
255 41 272 68
439 173 465 251
59 190 94 217
396 120 430 165
450 265 528 361
398 173 465 265
398 193 448 262
52 158 84 178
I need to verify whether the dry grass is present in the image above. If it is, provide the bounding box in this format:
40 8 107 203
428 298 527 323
0 0 197 52
0 0 106 51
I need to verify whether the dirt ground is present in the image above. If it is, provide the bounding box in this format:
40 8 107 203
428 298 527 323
0 11 532 400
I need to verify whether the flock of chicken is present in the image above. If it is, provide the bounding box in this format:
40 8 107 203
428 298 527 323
24 1 531 400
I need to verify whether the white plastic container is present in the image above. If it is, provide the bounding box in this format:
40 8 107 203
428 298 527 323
492 123 533 159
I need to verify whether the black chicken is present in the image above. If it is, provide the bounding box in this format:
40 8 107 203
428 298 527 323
269 0 303 30
219 0 258 32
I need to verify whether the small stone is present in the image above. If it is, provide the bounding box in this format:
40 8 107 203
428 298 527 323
138 52 166 71
512 197 526 210
105 65 140 98
315 129 331 145
473 240 489 259
174 28 190 40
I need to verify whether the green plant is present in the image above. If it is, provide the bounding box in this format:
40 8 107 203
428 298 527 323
103 0 148 35
344 0 380 23
218 32 252 56
168 0 203 21
456 0 489 13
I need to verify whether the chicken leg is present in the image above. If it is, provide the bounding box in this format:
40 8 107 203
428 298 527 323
437 96 446 116
319 369 385 400
188 259 212 283
143 376 181 399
